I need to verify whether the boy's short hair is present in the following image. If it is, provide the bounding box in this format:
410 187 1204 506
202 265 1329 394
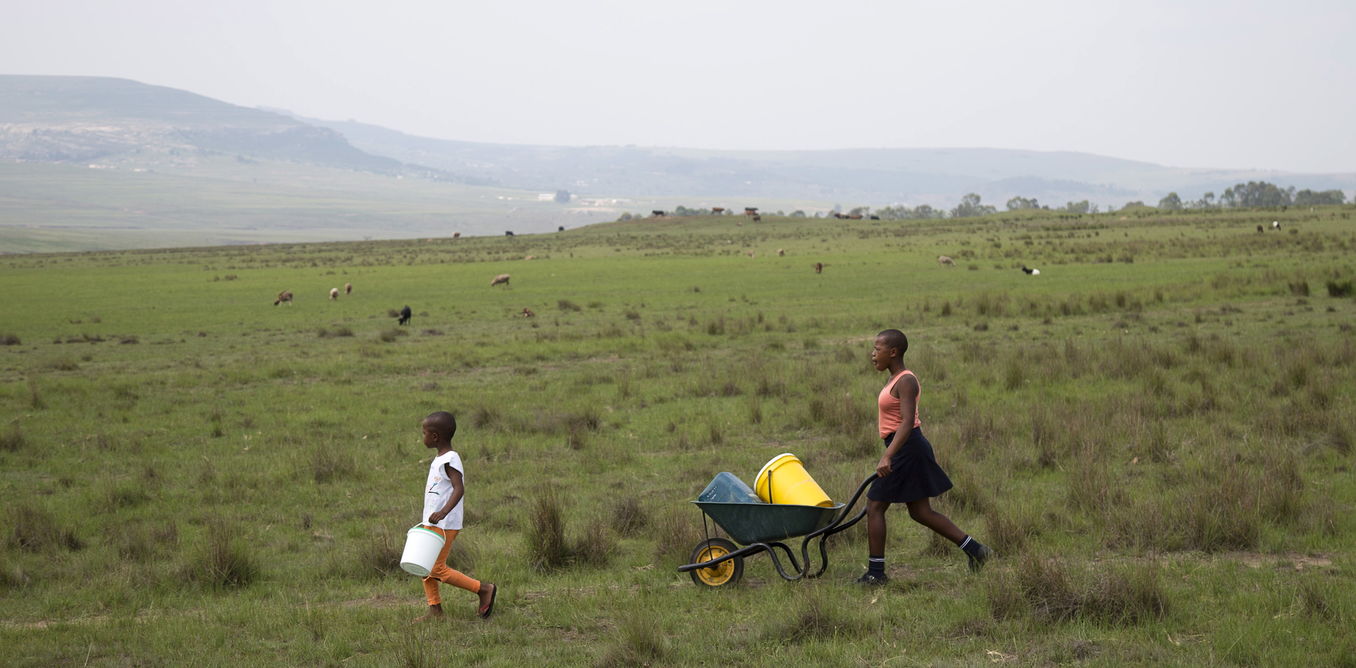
425 411 458 439
876 329 908 357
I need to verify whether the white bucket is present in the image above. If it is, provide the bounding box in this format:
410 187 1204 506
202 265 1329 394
400 525 446 577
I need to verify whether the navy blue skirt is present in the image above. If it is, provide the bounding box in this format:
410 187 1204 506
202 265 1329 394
867 427 954 503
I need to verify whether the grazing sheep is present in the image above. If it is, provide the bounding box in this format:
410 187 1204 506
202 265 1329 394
520 307 535 318
329 287 339 300
777 248 785 257
490 273 511 287
1272 220 1281 230
397 305 412 326
345 282 352 295
1257 224 1265 233
274 290 293 306
746 251 756 258
1021 265 1041 276
938 255 956 267
814 262 824 274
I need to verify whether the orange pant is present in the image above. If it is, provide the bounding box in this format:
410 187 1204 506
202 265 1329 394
421 526 481 606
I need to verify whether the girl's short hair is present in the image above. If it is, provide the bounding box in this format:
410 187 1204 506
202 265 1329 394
876 329 908 357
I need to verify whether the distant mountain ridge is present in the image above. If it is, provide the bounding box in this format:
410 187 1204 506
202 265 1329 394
299 116 1355 207
0 75 461 179
2 75 1353 213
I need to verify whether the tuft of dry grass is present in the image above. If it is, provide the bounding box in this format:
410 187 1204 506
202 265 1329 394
526 488 570 571
7 504 84 553
610 497 649 538
598 615 669 667
763 589 869 643
0 424 25 452
988 554 1168 626
189 520 259 589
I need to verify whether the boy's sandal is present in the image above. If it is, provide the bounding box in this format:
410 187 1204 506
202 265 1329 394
477 584 497 619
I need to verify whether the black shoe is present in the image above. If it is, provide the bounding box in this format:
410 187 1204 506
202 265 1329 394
967 544 993 573
855 572 889 586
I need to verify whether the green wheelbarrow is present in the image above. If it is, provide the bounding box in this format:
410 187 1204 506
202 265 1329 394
677 474 877 587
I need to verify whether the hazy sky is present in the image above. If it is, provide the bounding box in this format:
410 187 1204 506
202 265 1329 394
4 0 1354 172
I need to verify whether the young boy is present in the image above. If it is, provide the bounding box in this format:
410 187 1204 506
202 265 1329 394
414 410 497 621
859 329 992 585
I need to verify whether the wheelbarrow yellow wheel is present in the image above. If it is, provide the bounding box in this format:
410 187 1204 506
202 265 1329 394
688 538 743 588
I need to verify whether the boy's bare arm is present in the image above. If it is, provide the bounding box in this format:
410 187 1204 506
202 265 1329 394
428 465 465 524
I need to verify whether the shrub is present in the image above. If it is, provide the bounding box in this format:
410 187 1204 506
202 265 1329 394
0 333 20 346
557 299 582 312
378 328 408 342
1326 280 1353 297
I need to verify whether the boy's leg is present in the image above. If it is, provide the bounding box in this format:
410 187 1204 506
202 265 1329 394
904 499 992 571
423 529 482 600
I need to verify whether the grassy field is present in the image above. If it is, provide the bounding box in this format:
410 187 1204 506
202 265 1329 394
2 206 1354 665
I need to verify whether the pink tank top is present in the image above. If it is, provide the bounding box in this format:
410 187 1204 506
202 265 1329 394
878 369 921 438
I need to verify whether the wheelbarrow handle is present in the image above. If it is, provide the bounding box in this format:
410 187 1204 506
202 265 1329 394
794 473 877 579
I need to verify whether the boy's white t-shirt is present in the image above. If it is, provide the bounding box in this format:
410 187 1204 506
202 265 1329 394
422 450 464 530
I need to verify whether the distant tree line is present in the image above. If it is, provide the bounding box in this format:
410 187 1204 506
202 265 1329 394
615 180 1347 223
1155 181 1347 211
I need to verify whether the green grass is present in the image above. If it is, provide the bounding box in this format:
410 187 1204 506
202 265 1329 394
2 205 1354 665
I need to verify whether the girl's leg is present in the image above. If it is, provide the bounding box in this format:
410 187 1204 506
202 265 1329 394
866 499 890 557
904 498 966 544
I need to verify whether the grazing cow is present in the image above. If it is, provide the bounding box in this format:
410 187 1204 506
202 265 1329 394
490 273 511 287
1272 220 1281 230
712 207 725 214
453 232 461 239
848 214 863 220
329 287 339 300
869 215 880 220
345 282 352 295
521 307 535 318
1257 224 1265 233
505 230 515 237
397 305 412 326
1021 265 1041 276
558 225 565 232
274 290 293 306
814 262 824 274
938 255 956 267
652 210 666 217
777 249 785 257
744 207 758 215
752 214 762 223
